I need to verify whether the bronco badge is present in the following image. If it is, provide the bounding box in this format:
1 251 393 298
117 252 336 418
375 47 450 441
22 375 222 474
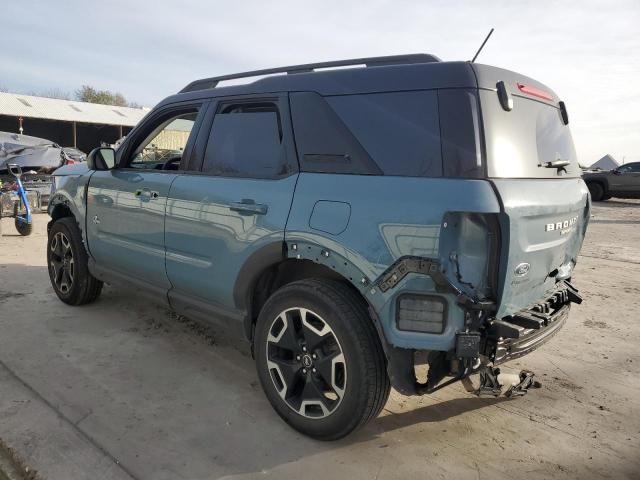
545 216 578 232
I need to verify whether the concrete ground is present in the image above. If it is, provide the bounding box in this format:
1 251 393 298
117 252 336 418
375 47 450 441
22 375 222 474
0 200 639 480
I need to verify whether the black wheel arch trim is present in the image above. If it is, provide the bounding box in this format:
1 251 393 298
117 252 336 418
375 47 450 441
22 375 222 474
233 242 287 338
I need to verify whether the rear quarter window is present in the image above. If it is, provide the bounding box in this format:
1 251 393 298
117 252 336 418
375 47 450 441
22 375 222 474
326 91 442 177
290 89 483 178
438 89 483 178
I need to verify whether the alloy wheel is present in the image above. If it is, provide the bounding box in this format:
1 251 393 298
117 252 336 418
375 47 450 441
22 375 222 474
266 307 347 419
49 232 74 295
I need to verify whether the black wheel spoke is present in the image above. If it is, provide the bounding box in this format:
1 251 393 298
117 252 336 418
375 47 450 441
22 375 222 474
50 257 62 270
55 265 65 286
300 378 332 409
300 309 332 351
53 237 64 258
313 351 340 391
63 269 73 287
269 357 301 397
277 314 301 352
300 326 329 352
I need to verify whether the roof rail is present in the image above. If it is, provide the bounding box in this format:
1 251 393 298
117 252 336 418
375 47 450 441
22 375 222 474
179 53 440 93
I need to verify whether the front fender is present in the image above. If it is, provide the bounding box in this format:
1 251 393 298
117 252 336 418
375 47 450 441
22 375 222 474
47 172 92 244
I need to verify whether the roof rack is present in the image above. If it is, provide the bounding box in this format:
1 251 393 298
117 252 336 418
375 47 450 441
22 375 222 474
179 53 440 93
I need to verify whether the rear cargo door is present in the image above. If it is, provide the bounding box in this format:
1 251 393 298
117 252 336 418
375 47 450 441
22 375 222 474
477 82 590 318
491 178 589 317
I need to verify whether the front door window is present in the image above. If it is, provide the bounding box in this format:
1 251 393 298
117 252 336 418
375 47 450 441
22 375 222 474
128 111 199 171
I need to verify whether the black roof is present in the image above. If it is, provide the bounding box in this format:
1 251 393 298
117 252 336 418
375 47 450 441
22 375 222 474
157 55 559 108
180 54 442 92
159 55 481 107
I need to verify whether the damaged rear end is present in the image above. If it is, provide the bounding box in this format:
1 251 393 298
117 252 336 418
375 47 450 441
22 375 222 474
392 65 590 397
476 65 590 368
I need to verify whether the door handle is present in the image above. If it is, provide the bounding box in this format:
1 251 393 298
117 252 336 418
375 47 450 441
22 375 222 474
135 188 160 200
229 199 268 216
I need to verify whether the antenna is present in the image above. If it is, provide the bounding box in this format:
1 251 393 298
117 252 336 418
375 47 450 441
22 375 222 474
471 28 494 63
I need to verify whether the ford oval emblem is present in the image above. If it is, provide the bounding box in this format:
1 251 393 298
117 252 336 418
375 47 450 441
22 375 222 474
514 262 530 277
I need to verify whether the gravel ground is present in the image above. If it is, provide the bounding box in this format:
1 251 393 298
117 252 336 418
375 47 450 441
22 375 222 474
0 199 639 480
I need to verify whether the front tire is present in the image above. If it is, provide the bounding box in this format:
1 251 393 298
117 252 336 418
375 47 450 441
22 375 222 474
47 217 103 305
254 279 390 440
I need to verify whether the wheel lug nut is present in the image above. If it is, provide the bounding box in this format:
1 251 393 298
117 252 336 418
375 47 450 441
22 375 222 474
296 355 301 361
302 368 307 374
302 346 307 352
312 354 317 359
312 368 316 373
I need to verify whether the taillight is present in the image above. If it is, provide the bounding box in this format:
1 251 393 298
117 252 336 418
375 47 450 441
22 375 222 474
516 83 554 101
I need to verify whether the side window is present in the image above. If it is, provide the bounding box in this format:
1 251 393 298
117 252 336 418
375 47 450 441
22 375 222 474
202 102 288 178
438 89 483 178
619 163 640 173
289 92 382 175
127 109 199 170
326 91 442 177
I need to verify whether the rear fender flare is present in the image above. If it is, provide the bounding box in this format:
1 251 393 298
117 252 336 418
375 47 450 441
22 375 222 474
284 239 390 349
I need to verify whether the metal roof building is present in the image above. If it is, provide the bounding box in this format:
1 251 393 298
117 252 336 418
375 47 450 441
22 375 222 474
0 92 150 153
589 154 619 171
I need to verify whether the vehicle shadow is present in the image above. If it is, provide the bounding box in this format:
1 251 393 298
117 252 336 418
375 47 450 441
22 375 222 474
592 199 640 208
362 396 511 436
0 263 513 479
589 219 640 225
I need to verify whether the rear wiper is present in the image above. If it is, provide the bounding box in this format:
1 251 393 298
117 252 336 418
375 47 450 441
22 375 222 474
542 160 570 169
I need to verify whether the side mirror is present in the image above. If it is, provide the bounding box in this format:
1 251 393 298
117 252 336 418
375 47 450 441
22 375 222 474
87 147 116 171
612 169 621 175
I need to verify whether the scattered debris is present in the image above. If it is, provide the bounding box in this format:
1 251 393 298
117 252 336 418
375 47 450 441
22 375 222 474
0 437 41 480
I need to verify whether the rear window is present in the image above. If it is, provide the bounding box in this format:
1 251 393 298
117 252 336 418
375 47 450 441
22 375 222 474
480 90 579 178
290 90 483 178
202 103 288 179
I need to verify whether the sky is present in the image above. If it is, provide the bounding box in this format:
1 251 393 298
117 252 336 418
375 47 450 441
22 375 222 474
2 0 639 165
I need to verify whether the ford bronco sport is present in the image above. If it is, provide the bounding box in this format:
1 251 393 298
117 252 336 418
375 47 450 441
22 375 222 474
47 54 590 440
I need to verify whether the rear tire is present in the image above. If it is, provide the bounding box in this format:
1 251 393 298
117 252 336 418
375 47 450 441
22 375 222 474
14 216 32 236
587 182 604 201
254 279 390 440
47 217 103 305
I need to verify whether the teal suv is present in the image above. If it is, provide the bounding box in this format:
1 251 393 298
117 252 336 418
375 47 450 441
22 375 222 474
47 54 590 439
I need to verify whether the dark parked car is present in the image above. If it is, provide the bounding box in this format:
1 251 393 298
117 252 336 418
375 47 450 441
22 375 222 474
0 131 66 172
47 54 589 439
1 132 71 208
583 162 640 201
